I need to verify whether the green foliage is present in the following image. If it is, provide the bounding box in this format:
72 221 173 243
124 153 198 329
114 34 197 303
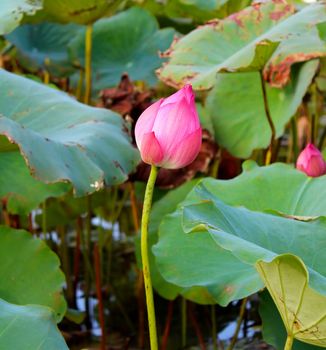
69 7 176 90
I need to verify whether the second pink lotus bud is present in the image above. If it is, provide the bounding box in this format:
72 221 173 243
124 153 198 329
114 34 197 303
296 143 326 177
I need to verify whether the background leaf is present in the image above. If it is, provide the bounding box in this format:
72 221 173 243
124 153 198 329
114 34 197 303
7 22 82 77
205 60 318 158
69 7 176 91
25 0 124 25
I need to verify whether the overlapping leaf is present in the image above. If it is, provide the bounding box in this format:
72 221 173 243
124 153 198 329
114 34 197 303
0 70 140 196
69 7 176 90
0 226 66 321
7 22 82 77
158 1 326 90
257 255 326 348
153 162 326 306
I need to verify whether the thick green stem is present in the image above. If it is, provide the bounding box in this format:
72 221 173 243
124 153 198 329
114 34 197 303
84 24 93 105
141 165 158 350
284 335 294 350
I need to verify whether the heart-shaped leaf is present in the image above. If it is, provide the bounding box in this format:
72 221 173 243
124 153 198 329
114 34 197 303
0 226 66 321
69 7 176 91
6 22 82 77
158 1 326 90
256 254 326 348
0 0 42 35
205 60 318 157
0 299 68 349
0 69 140 196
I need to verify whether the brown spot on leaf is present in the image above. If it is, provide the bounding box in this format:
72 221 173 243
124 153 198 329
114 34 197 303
69 5 97 16
229 12 245 28
269 4 293 21
264 52 325 88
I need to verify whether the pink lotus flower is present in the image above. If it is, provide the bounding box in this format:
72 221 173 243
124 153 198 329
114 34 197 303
135 85 202 169
296 143 326 177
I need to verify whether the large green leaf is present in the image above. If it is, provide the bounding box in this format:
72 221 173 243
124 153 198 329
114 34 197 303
0 226 66 321
0 151 69 215
69 7 176 90
0 69 140 196
260 291 323 350
153 162 326 305
158 1 326 90
153 210 258 306
7 22 82 77
0 299 68 350
0 0 42 35
205 60 318 158
257 255 326 348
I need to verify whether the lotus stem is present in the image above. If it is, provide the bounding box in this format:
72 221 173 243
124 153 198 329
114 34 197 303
260 70 275 165
141 165 159 350
84 24 93 105
284 334 294 350
227 297 247 350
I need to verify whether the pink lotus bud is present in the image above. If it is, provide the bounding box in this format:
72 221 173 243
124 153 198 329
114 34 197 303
135 85 202 169
296 143 326 177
